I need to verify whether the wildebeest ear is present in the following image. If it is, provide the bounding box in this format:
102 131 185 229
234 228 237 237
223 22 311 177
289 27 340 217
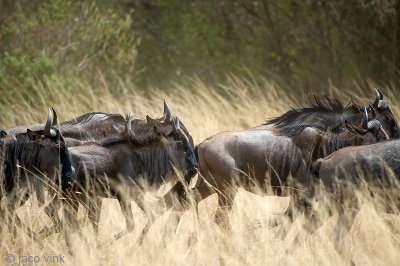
146 115 163 133
27 129 40 141
0 130 7 138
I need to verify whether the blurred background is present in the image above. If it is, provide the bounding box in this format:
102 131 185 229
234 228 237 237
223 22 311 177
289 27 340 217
0 0 399 127
1 0 399 91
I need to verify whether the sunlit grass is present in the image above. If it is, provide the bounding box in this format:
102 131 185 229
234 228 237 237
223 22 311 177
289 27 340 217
1 75 400 265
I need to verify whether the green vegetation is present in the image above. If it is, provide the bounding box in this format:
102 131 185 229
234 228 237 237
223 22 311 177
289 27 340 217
0 0 136 104
0 0 399 106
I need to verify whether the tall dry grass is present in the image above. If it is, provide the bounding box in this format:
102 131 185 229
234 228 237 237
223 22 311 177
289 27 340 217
1 76 400 265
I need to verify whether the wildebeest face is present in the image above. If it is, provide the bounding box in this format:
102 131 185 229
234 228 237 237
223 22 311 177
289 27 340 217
372 89 400 138
147 115 198 181
26 108 73 190
345 106 389 144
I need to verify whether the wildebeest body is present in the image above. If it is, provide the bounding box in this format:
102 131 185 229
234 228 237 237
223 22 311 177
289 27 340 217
314 139 400 187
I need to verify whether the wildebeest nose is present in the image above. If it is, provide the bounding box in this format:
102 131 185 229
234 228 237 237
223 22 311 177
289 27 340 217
188 167 198 176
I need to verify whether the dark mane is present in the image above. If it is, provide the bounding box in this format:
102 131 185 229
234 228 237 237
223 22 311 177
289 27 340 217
0 139 44 193
0 138 72 192
315 131 364 159
266 94 364 129
134 143 172 185
1 139 43 172
276 123 327 137
87 132 173 186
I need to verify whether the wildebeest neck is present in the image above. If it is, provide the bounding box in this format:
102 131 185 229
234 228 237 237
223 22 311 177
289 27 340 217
134 143 173 186
266 95 364 129
0 138 73 192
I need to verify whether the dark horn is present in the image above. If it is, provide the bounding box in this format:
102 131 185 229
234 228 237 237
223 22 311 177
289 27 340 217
125 115 132 133
44 107 53 135
369 104 376 120
362 107 368 129
377 88 383 100
51 107 58 127
373 89 380 108
163 99 171 122
172 119 180 132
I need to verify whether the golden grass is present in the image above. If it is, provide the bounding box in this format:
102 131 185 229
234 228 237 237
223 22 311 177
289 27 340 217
1 76 400 265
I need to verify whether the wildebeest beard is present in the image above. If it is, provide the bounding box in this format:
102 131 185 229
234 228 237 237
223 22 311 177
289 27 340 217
0 138 73 200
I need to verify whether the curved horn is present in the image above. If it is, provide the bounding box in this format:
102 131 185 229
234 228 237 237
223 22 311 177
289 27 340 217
373 89 380 108
51 107 58 127
125 115 132 134
362 107 368 130
377 88 383 100
44 107 53 136
172 119 180 132
369 104 376 120
163 99 171 122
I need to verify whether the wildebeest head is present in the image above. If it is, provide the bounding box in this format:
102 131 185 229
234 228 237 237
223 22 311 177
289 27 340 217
26 108 74 190
161 100 195 148
345 106 389 143
146 114 198 182
371 88 400 138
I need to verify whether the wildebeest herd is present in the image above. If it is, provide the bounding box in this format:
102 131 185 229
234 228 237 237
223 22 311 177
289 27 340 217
0 89 399 251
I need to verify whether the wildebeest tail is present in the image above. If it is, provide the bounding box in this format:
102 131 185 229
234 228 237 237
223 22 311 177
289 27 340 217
311 159 322 177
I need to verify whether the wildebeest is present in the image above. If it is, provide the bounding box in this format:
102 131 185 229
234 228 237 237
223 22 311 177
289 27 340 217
3 100 194 148
31 109 198 241
268 89 400 138
194 96 390 221
0 108 74 239
312 137 400 246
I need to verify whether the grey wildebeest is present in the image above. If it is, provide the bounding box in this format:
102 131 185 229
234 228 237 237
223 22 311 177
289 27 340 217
269 89 400 138
3 100 195 148
0 108 74 240
31 109 198 241
194 95 391 222
312 137 400 247
2 101 195 201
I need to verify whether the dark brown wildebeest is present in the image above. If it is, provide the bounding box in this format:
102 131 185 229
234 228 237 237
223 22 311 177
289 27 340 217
0 108 74 240
31 110 198 241
194 100 390 222
3 100 194 148
312 137 400 247
3 101 196 201
269 89 400 138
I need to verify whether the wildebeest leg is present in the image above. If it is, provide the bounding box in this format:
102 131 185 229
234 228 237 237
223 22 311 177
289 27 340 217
114 193 135 241
39 196 63 238
87 197 103 233
1 189 40 241
331 206 356 255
